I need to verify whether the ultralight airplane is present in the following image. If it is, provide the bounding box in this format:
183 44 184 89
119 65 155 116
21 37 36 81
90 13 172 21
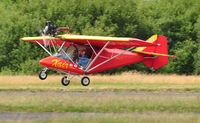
21 21 175 86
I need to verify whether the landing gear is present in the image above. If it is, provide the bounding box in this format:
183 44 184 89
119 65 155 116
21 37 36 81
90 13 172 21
60 75 90 86
39 68 48 80
61 76 70 86
81 76 90 86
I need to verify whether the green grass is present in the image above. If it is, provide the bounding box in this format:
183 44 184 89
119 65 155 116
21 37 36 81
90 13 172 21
1 73 200 92
1 82 200 92
1 74 200 122
0 91 200 113
0 74 200 113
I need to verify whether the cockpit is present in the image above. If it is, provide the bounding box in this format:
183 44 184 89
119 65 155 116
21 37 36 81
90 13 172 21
53 44 90 69
53 44 79 63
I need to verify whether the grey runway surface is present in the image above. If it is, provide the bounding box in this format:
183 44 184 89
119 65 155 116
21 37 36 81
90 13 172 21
0 112 109 120
1 112 200 121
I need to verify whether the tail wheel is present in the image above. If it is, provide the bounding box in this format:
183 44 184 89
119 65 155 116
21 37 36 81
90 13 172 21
61 76 70 86
39 70 48 80
81 76 90 86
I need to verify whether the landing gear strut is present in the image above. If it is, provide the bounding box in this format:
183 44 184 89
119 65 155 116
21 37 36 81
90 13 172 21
60 75 90 86
39 68 48 80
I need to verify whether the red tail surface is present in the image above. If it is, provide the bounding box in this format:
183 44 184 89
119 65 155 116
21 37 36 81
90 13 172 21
133 35 174 70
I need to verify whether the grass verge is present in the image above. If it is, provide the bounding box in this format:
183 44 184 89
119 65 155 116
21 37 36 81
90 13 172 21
0 72 200 92
0 91 200 113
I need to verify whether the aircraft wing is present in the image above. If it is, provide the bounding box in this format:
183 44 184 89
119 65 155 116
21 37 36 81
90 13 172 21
20 36 70 46
57 34 158 48
21 34 158 48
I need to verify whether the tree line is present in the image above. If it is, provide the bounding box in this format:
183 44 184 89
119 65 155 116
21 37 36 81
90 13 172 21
0 0 200 75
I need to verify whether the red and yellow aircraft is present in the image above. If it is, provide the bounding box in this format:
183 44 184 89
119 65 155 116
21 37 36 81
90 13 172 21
21 21 175 86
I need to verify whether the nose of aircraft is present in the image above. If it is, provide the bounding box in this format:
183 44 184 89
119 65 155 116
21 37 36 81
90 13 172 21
39 56 84 75
39 57 51 67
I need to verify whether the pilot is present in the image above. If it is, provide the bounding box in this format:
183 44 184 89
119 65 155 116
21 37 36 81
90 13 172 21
79 49 89 68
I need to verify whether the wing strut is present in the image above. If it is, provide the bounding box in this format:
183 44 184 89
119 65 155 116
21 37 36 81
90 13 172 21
87 40 97 55
36 41 52 56
86 46 135 73
85 41 110 72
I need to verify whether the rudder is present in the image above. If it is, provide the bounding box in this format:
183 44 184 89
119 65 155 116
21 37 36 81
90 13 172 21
133 35 169 70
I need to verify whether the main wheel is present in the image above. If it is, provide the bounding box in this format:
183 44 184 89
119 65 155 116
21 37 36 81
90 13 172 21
61 76 70 86
81 76 90 86
39 70 48 80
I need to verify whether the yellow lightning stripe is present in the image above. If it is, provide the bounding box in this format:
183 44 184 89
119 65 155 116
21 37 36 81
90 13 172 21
135 51 166 56
133 35 158 52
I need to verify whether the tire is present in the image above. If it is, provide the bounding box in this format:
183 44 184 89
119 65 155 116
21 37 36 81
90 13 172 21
81 76 90 86
61 76 70 86
39 70 48 80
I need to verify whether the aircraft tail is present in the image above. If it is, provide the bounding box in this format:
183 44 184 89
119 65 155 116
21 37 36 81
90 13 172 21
133 35 175 70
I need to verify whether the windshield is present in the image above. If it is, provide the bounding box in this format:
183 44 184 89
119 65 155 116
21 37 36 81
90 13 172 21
53 45 79 63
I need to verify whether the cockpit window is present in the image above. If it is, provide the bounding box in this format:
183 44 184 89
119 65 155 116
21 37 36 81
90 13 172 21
54 44 79 63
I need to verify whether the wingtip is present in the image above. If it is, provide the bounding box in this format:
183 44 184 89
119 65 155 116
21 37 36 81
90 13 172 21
20 37 26 41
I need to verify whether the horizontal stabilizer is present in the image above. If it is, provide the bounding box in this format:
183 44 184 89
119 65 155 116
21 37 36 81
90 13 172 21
133 50 176 58
133 35 175 70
